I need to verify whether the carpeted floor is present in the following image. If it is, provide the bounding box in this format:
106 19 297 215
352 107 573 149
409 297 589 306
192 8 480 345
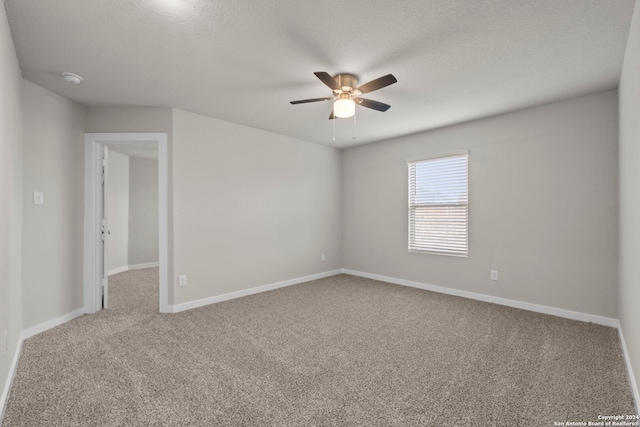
2 269 635 426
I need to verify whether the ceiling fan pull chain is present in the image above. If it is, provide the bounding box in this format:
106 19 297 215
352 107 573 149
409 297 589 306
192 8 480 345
333 114 336 141
352 109 357 139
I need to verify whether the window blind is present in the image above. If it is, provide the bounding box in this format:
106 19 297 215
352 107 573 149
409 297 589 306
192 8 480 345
408 152 468 256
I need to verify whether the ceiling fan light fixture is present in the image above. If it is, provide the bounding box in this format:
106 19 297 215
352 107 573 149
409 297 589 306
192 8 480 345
334 98 355 118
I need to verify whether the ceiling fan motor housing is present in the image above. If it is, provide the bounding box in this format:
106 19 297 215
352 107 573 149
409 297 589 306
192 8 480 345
334 73 358 94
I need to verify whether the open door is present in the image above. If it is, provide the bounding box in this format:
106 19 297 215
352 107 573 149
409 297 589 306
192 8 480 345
84 132 169 314
100 146 109 309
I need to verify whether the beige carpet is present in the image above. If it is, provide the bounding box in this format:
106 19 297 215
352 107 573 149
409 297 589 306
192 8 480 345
2 269 635 426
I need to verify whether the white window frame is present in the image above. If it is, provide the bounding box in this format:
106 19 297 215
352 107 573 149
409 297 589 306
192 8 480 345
407 151 469 257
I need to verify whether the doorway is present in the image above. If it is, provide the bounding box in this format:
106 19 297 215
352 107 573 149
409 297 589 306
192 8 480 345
83 133 169 314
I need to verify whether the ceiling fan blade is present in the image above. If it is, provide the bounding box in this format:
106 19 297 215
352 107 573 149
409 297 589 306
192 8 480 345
290 97 333 105
329 111 336 120
358 98 391 112
314 72 340 91
357 74 397 94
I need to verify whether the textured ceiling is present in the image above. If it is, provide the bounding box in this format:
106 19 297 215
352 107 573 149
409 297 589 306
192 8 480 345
4 0 636 148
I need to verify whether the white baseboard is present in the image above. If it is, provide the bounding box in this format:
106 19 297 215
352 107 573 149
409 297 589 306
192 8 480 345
342 269 636 409
1 308 85 423
22 308 85 340
108 262 159 276
2 270 637 417
341 269 619 328
170 270 343 314
108 265 129 276
128 262 159 271
618 324 640 414
0 333 23 423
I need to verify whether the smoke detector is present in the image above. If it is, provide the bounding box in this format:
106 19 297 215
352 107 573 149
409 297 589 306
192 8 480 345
62 72 82 84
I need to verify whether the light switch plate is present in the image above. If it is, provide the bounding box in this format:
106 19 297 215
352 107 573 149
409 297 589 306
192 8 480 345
34 191 44 205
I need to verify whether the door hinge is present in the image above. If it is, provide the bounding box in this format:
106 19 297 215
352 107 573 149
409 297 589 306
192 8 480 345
101 278 107 287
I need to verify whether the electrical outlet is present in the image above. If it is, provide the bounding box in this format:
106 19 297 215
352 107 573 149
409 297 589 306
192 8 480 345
321 254 326 262
490 270 499 281
3 330 7 354
179 275 187 286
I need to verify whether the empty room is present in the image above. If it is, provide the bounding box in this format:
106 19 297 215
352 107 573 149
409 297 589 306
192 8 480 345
1 0 639 426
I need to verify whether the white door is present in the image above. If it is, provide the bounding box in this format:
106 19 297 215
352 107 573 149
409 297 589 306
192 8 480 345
100 146 109 309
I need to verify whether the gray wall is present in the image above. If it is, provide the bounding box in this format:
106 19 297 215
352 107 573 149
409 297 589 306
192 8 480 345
171 109 342 305
107 151 130 273
21 81 86 329
619 0 640 402
343 90 619 318
107 152 158 272
0 3 23 407
128 157 159 266
85 107 173 135
87 107 343 307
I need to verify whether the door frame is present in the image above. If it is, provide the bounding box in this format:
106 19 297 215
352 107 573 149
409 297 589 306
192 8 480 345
83 132 169 314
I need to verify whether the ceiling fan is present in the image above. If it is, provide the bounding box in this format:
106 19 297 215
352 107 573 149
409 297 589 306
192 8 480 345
290 72 397 119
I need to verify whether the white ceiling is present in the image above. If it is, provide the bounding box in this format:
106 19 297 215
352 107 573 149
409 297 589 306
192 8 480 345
5 0 636 149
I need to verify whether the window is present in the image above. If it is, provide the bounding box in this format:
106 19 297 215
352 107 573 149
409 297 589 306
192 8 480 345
408 152 468 257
